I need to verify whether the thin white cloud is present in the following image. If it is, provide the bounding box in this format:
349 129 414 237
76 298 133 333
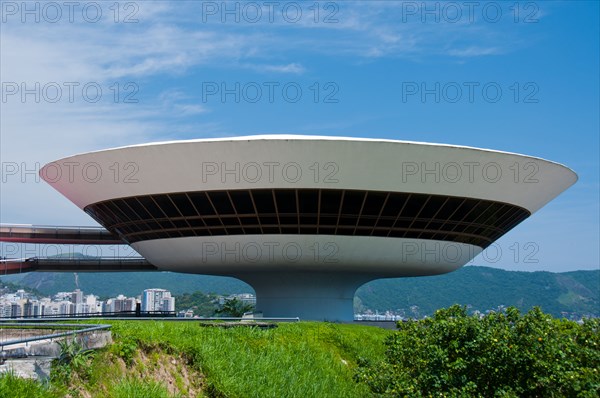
246 62 306 74
174 104 208 116
447 46 503 57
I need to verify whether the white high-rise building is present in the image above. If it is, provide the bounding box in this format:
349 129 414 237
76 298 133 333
161 296 175 312
71 289 83 304
0 303 12 317
141 288 174 313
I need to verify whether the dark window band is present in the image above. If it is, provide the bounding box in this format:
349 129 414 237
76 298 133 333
84 189 530 248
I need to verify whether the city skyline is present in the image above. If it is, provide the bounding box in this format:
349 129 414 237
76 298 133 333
0 286 177 318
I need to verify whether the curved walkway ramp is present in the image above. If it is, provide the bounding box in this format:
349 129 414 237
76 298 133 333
0 258 157 275
0 224 124 245
0 224 156 274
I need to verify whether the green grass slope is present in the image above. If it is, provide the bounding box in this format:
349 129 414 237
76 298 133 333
0 321 392 398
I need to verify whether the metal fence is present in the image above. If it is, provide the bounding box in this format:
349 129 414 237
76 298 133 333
0 322 111 362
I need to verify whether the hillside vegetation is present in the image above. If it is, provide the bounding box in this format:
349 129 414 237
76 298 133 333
2 307 598 397
1 321 392 398
3 266 598 317
356 267 599 318
357 306 600 397
2 271 250 298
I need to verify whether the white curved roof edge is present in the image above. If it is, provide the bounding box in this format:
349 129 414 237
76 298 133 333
47 134 577 179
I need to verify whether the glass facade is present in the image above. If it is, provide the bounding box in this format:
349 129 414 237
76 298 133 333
84 189 530 249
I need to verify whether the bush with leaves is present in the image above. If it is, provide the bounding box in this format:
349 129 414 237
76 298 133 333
215 298 254 317
112 337 138 365
51 336 95 384
355 305 599 397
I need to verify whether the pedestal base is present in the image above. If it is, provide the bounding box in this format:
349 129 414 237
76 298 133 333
236 272 371 322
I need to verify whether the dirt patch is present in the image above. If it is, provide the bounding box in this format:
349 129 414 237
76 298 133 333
134 349 204 397
61 346 205 397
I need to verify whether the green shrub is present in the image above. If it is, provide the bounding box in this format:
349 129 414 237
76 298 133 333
51 337 95 384
111 338 138 365
355 305 600 397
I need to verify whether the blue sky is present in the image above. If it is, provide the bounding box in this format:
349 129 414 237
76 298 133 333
1 1 598 272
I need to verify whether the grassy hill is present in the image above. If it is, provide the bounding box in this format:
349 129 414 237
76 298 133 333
3 310 597 397
2 266 598 318
0 321 392 397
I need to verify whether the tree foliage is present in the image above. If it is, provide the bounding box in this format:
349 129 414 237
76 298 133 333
355 305 599 397
174 291 219 316
215 298 254 317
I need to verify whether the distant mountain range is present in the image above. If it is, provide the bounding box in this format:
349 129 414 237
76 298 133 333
2 266 598 318
355 266 599 319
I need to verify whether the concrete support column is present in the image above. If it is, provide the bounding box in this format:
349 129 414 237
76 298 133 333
236 272 371 322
